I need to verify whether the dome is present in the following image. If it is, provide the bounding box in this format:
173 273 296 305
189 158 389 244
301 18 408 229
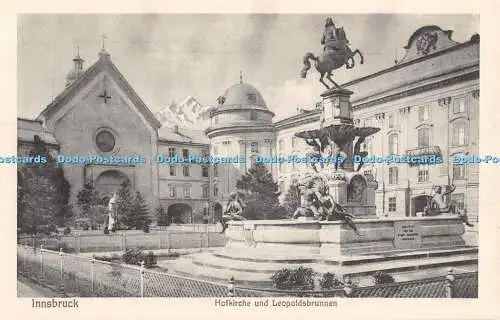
217 82 269 112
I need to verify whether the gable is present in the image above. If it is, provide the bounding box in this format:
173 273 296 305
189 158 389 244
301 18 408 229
37 52 161 132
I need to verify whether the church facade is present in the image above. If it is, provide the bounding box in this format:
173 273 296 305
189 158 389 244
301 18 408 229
17 25 480 226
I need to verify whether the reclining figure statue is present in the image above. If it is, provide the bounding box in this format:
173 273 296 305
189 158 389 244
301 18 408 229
424 185 473 227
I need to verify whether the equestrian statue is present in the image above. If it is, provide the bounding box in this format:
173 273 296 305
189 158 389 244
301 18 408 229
301 17 364 89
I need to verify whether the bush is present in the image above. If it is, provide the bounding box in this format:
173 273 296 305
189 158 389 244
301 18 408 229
372 271 395 285
319 272 343 290
93 255 113 262
270 267 315 291
122 248 157 268
103 227 109 234
82 222 89 231
143 251 157 268
142 224 150 233
63 226 71 235
44 242 75 253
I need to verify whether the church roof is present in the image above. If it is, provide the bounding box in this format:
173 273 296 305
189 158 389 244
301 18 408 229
36 50 161 130
17 118 58 145
158 126 209 145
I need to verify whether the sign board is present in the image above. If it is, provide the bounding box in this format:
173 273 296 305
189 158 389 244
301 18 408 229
393 221 422 250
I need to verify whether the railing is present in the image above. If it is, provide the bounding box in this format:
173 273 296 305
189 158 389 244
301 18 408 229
18 229 225 254
17 244 477 298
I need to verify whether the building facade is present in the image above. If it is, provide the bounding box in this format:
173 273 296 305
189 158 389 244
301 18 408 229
17 25 479 225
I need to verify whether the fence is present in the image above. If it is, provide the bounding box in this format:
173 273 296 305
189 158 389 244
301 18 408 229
17 244 478 298
18 230 225 254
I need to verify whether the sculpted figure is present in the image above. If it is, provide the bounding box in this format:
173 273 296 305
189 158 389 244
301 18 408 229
220 191 246 233
315 182 361 235
107 192 118 232
301 17 364 89
326 136 348 170
424 185 473 226
304 138 324 172
353 136 368 172
292 188 321 220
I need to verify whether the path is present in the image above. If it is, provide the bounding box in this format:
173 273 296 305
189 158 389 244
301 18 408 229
17 276 59 297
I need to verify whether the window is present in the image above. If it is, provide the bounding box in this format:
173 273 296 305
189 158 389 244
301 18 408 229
213 185 219 197
169 186 176 198
214 164 219 177
184 186 191 198
453 163 466 180
95 130 115 153
250 111 258 120
169 165 176 176
417 164 429 183
183 165 190 177
453 97 466 114
451 193 465 211
389 167 398 185
418 127 430 148
388 134 398 155
279 139 284 151
214 115 219 124
453 122 468 146
168 147 175 157
201 149 209 157
251 142 258 153
182 148 189 157
388 114 394 128
388 197 396 212
222 141 231 145
202 185 209 198
202 166 209 177
213 146 218 156
418 105 430 122
291 137 297 148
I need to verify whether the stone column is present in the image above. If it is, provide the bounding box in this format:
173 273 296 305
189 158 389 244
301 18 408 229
238 140 246 173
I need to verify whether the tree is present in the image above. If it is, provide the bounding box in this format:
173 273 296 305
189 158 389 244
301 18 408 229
76 183 104 227
283 182 301 216
24 136 72 227
116 179 135 230
236 163 286 220
132 191 151 230
18 173 59 234
155 205 169 226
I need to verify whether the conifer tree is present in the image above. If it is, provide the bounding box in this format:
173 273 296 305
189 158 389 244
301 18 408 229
116 179 135 230
155 205 169 226
236 163 286 220
133 191 151 230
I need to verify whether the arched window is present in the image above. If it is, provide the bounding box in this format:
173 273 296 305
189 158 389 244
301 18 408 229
418 127 430 148
388 134 398 155
452 122 468 146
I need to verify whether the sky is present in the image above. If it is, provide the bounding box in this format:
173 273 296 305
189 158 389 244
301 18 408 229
17 14 479 120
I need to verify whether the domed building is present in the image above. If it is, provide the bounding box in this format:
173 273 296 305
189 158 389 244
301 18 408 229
206 77 276 204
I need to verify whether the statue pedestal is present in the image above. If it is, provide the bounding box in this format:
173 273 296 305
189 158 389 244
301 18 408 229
163 217 477 288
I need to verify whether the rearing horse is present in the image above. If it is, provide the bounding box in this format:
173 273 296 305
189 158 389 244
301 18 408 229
301 27 364 89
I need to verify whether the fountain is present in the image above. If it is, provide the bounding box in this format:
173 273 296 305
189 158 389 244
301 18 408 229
164 18 477 288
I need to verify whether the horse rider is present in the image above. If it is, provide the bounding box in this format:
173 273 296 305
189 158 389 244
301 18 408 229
321 17 337 52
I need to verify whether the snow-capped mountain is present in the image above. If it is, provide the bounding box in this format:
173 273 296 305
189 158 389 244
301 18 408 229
155 96 213 130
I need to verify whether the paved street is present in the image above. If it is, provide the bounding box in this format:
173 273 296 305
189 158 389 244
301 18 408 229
17 276 59 297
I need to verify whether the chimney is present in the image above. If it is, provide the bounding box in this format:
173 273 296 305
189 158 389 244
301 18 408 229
173 125 179 133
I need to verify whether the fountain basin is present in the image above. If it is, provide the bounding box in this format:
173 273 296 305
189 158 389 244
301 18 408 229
226 216 467 256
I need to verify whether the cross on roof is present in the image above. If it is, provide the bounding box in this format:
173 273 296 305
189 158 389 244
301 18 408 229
99 89 111 104
100 33 107 50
